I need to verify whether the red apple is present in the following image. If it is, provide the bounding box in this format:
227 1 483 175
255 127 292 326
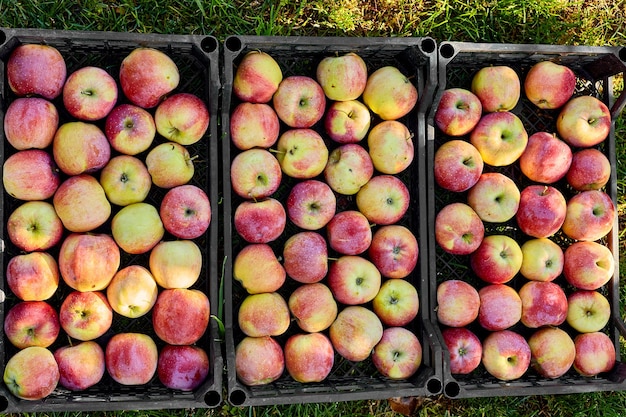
58 233 120 292
372 327 422 380
567 290 611 333
275 128 329 179
283 231 328 284
288 283 338 333
54 341 105 391
573 332 616 377
7 43 66 99
519 281 568 328
515 185 567 238
467 172 520 223
7 201 64 252
105 332 158 385
53 174 111 233
481 330 530 381
230 102 280 150
286 179 336 230
433 139 484 192
372 278 419 327
160 184 211 240
368 224 418 279
6 252 59 301
2 149 59 201
470 111 528 167
441 327 482 375
62 66 118 121
273 75 326 128
235 336 284 386
59 291 113 341
326 210 372 256
528 327 575 379
3 97 59 150
434 88 482 136
524 60 576 109
478 284 522 331
238 292 290 338
231 148 282 200
157 344 210 391
435 202 485 255
234 198 286 243
4 301 60 349
3 346 59 400
436 279 480 328
327 255 382 305
324 99 371 144
316 52 367 101
155 92 210 145
563 241 615 290
53 121 111 176
356 174 410 225
471 65 520 112
470 234 523 285
519 131 572 184
284 332 334 383
119 47 179 109
562 190 616 242
105 103 156 155
233 50 283 104
566 148 611 191
152 288 211 345
557 95 611 148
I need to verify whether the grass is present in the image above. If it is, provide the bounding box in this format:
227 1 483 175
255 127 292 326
0 1 625 417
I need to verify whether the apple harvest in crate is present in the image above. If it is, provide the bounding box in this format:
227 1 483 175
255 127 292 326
222 35 442 406
0 30 221 411
428 42 626 398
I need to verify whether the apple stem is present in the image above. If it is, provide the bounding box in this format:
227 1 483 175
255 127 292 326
269 148 285 155
327 257 339 262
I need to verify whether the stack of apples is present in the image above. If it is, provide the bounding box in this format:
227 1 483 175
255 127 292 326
230 49 425 386
2 43 214 400
433 60 617 381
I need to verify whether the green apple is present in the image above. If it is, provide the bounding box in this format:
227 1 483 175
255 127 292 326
100 155 152 206
145 141 195 189
367 120 414 175
471 65 520 112
323 143 373 195
362 66 417 120
111 202 164 254
519 238 564 282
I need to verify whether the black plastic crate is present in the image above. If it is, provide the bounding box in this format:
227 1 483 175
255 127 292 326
0 28 223 411
221 35 443 406
426 41 626 398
